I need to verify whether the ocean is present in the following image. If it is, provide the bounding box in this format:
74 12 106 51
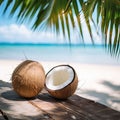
0 43 120 65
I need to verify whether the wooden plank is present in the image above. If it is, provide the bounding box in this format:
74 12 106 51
0 109 9 120
65 95 120 120
62 96 120 120
33 90 84 120
0 80 120 120
0 81 52 120
30 91 120 120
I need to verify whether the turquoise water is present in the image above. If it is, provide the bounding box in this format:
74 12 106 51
0 43 120 65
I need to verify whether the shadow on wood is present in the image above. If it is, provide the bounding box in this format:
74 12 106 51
0 80 120 120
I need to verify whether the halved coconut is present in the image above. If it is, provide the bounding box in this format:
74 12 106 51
12 60 45 98
45 65 78 99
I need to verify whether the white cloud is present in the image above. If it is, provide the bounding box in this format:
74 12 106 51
0 23 102 44
0 24 64 43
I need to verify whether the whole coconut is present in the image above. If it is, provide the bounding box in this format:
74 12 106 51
12 60 45 98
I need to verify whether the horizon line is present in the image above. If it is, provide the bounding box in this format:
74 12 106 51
0 42 104 46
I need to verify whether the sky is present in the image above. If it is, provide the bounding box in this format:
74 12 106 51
0 1 101 44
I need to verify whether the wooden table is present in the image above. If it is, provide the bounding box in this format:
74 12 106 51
0 80 120 120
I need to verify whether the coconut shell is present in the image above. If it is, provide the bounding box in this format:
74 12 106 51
12 60 45 98
45 65 78 99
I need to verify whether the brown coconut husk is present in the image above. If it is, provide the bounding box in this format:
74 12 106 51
45 65 78 99
12 60 45 98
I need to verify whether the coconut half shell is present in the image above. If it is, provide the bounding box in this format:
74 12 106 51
12 60 45 98
45 65 78 99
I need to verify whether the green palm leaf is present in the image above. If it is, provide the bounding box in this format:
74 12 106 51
0 0 120 56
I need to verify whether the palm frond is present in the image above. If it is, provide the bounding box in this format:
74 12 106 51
0 0 4 5
84 0 120 56
0 0 120 56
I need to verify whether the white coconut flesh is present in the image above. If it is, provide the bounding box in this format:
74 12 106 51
46 65 75 90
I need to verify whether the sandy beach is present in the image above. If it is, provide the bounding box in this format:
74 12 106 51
0 59 120 112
